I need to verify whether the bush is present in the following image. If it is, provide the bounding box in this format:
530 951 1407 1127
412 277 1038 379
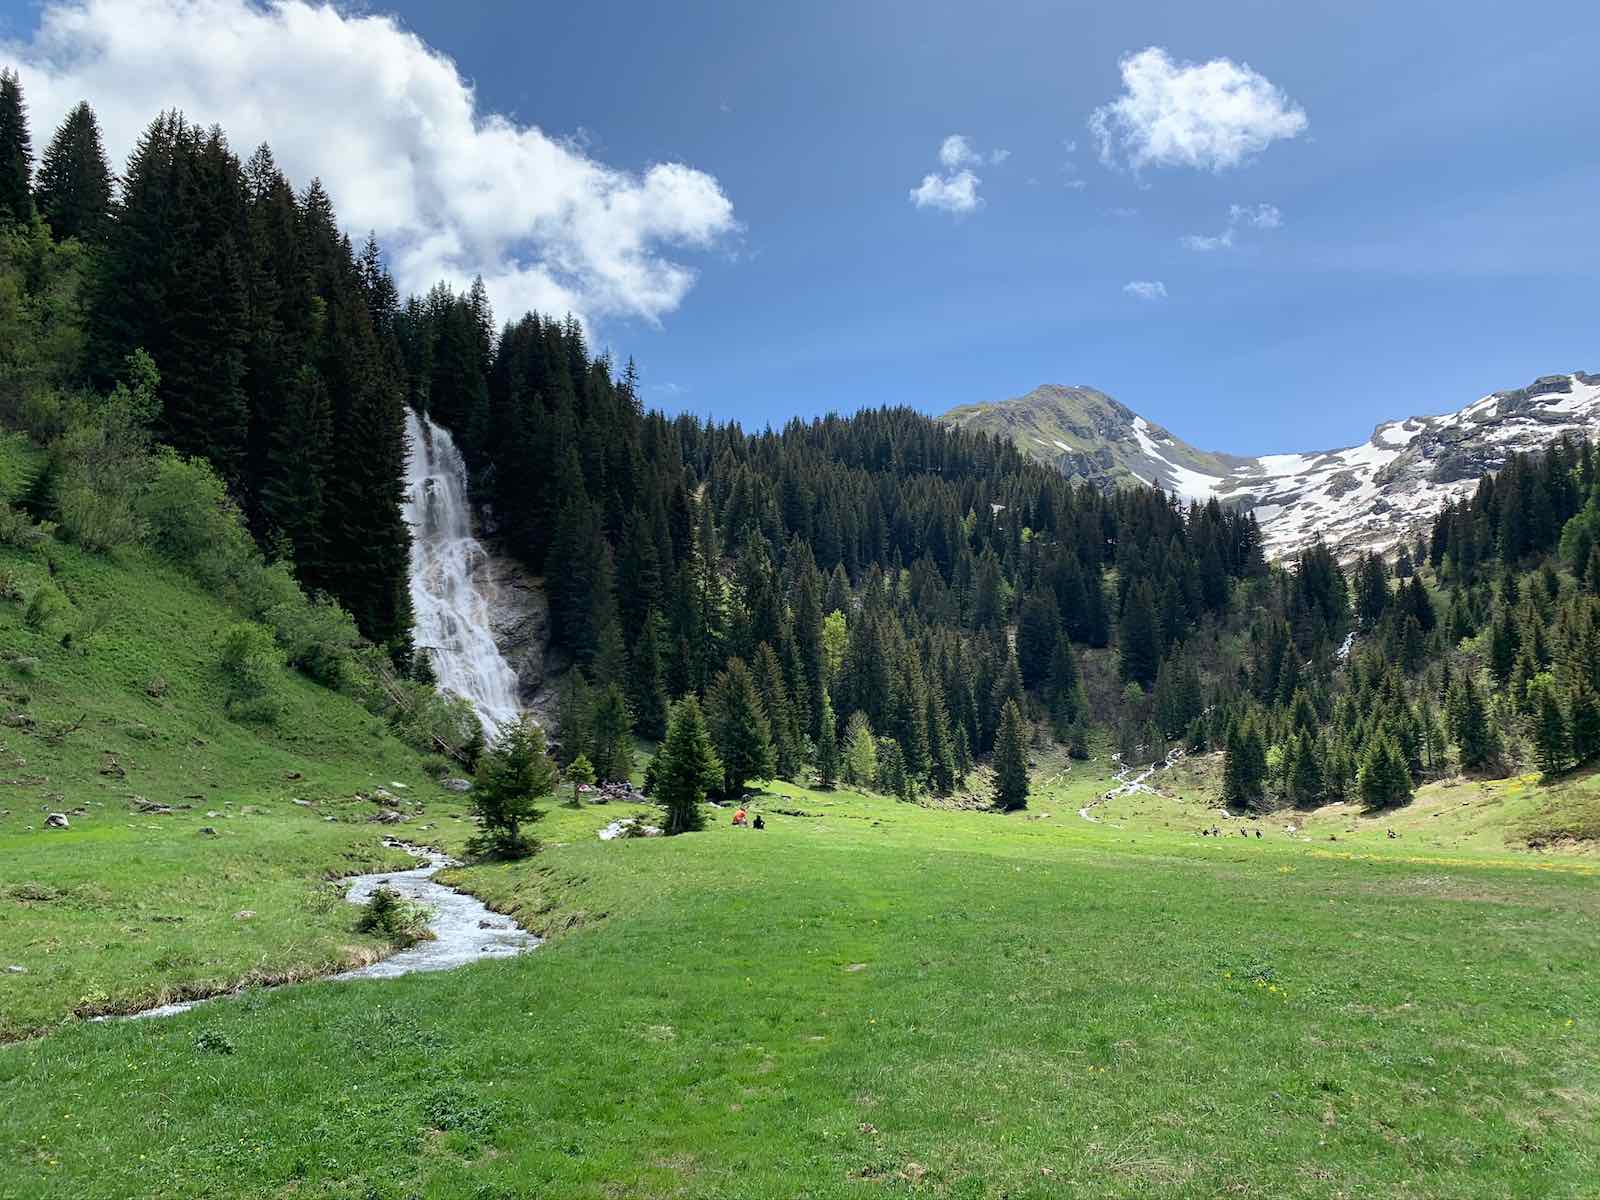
391 684 485 768
22 581 70 633
264 593 361 688
354 887 433 947
0 501 46 549
217 620 286 724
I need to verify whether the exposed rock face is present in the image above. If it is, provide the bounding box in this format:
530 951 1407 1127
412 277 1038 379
945 371 1600 559
474 547 554 709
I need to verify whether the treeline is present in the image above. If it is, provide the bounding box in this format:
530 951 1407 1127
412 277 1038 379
401 287 1271 801
1215 435 1600 814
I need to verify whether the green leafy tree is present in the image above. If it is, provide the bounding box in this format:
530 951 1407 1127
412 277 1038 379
992 699 1030 812
566 752 596 804
842 710 878 788
654 697 722 835
470 715 558 858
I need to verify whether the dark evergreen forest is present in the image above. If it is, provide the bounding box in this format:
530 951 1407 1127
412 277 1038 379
5 71 1597 809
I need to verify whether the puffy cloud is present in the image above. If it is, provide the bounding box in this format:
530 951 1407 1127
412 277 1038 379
1123 280 1168 301
1090 47 1307 171
1180 201 1283 251
938 134 983 169
913 133 1005 215
910 169 981 214
3 0 738 329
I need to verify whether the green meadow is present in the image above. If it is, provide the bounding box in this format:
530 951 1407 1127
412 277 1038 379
4 765 1598 1199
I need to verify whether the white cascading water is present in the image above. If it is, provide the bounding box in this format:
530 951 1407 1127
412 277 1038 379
403 408 524 739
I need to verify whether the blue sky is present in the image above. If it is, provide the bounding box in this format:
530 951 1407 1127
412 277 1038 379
4 0 1597 453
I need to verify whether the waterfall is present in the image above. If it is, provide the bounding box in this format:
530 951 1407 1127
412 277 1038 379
403 408 524 739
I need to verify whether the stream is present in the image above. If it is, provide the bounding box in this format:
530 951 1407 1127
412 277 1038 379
120 844 539 1021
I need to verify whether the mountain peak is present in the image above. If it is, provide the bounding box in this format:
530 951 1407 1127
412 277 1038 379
943 371 1600 558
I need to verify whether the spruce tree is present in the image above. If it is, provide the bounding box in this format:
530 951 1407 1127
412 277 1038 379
706 657 775 798
992 699 1030 811
1532 680 1571 778
1016 589 1060 688
468 715 557 859
35 101 111 242
815 688 840 788
627 610 670 742
588 682 635 783
654 697 722 835
1451 674 1500 771
1119 579 1160 687
0 70 32 225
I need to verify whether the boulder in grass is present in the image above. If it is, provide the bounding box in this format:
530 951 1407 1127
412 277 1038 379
441 778 473 793
44 812 69 829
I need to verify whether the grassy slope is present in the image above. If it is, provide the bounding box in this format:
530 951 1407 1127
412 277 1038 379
0 517 447 1038
4 768 1596 1199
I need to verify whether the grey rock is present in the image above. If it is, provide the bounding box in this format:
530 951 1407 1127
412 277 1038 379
441 777 473 793
372 809 405 824
44 812 69 829
6 964 26 974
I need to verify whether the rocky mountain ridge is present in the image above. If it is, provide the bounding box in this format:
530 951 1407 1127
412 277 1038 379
943 372 1600 558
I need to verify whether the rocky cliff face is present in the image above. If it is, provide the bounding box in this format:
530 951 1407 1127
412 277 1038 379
473 547 563 720
944 372 1600 558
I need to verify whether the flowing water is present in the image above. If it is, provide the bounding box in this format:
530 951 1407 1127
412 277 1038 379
112 844 541 1021
403 408 524 738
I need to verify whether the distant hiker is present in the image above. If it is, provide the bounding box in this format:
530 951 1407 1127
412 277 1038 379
753 814 765 830
733 807 748 826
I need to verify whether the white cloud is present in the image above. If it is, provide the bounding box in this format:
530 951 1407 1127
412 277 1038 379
1180 230 1233 252
910 169 981 214
913 133 1006 215
1180 202 1283 251
1089 47 1307 171
938 134 983 169
1123 280 1168 300
4 0 738 330
1064 179 1087 191
1231 202 1281 229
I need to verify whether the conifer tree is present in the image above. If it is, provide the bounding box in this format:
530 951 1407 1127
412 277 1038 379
654 697 722 835
469 715 557 859
1451 674 1500 771
992 699 1030 812
628 610 670 741
815 688 840 788
0 70 32 225
35 101 111 242
588 682 635 783
706 657 774 798
1357 734 1413 808
1016 589 1060 688
876 738 915 802
1119 579 1160 687
1223 718 1268 809
753 642 799 779
1532 679 1571 778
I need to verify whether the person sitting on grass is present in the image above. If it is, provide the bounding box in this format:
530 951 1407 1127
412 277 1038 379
753 814 765 830
733 807 747 826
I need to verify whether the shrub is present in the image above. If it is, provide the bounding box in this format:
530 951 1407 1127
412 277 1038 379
217 621 286 724
264 593 361 688
22 581 70 633
391 684 485 768
354 887 433 947
0 501 46 548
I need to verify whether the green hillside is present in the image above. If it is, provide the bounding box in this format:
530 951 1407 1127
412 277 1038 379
0 502 446 1039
